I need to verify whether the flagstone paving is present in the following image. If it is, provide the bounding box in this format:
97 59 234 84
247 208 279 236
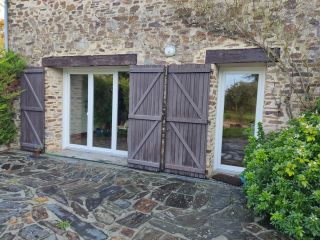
0 151 289 240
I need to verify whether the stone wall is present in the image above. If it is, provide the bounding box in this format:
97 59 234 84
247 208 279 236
205 65 218 176
7 0 319 174
8 0 252 66
45 68 63 151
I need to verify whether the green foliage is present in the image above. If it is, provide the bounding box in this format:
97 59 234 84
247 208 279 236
243 105 320 239
57 220 71 230
0 50 26 145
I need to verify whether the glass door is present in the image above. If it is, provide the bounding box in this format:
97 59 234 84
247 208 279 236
65 70 129 155
215 68 265 173
92 74 114 149
221 73 258 167
117 72 130 151
69 75 88 146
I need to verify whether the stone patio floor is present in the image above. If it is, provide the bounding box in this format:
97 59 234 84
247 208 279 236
0 151 289 240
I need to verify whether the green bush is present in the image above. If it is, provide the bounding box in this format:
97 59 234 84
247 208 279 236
0 50 26 145
243 103 320 239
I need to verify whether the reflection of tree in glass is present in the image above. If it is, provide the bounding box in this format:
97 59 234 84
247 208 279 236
93 73 130 131
0 19 4 49
224 74 258 124
118 72 129 126
94 75 113 130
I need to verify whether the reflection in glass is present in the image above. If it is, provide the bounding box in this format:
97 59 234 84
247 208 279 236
70 75 88 145
117 72 129 151
221 74 258 167
93 75 113 148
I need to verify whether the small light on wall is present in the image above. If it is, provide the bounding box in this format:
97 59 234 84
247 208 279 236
164 44 176 57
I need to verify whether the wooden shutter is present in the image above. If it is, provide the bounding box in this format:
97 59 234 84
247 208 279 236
20 68 45 151
164 64 211 178
128 65 164 171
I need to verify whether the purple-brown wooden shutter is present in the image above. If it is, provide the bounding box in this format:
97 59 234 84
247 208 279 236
164 64 211 178
20 68 45 151
128 65 164 171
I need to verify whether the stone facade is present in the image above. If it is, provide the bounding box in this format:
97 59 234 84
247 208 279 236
8 0 252 66
7 0 319 174
205 65 218 176
44 68 63 151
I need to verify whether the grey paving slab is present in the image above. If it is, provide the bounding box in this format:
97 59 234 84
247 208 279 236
0 151 289 240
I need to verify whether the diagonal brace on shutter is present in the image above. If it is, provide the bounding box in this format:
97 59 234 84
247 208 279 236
23 111 43 148
169 122 202 169
172 73 204 120
131 72 161 115
23 73 44 111
130 120 159 159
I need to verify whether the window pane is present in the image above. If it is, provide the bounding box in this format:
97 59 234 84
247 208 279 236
221 74 258 167
93 74 113 148
70 74 88 145
117 72 129 151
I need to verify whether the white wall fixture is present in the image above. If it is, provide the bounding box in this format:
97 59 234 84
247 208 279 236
164 44 176 57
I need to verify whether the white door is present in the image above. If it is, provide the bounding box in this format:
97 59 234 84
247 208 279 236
63 68 129 156
214 67 265 174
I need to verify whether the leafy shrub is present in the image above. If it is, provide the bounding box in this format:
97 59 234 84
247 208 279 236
243 103 320 239
0 50 26 145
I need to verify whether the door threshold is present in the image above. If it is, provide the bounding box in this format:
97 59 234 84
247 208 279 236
212 173 243 186
47 148 128 167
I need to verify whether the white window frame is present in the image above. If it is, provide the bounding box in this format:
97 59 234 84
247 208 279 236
62 67 129 157
213 66 266 174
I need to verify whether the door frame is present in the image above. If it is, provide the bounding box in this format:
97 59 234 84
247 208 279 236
213 66 266 174
62 67 129 157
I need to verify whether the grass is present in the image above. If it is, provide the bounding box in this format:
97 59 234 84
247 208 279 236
224 111 255 124
57 220 71 230
223 127 249 139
